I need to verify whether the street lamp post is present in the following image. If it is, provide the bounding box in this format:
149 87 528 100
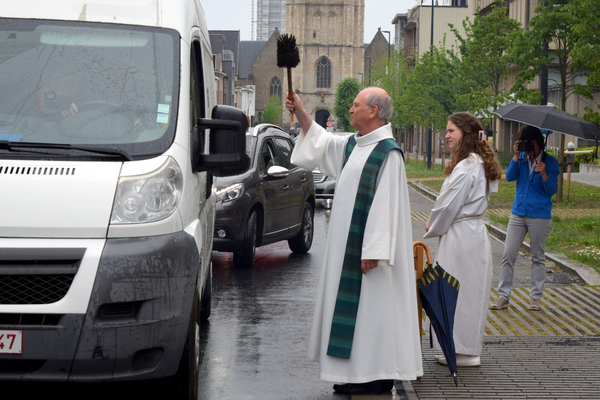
427 1 435 169
381 30 391 61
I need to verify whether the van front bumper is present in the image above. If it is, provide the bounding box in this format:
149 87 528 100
0 232 199 382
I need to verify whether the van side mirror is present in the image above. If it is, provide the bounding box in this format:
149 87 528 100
194 105 250 177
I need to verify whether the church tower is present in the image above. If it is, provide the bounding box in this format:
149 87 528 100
285 0 364 129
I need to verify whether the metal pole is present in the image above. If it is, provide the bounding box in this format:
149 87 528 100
427 1 434 169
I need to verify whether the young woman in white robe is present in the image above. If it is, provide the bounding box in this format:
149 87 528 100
424 112 501 366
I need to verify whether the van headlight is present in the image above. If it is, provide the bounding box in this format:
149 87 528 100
216 183 244 203
111 157 183 224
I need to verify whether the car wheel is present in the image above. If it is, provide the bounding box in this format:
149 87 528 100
163 290 199 400
233 211 257 268
288 202 314 253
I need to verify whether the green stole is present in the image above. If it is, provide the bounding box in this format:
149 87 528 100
326 135 402 359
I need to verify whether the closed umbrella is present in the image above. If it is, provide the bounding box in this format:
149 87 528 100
417 260 460 386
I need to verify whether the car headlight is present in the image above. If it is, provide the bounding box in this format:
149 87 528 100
111 157 183 224
216 183 244 203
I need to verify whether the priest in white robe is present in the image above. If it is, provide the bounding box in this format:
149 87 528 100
424 112 501 367
285 87 423 396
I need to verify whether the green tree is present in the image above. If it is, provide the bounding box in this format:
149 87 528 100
569 0 600 126
333 77 361 131
399 45 457 131
260 95 283 125
371 50 410 129
511 0 579 203
450 1 524 144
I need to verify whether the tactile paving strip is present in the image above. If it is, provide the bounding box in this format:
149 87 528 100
487 286 600 336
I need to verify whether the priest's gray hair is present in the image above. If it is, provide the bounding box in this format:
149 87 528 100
364 87 393 123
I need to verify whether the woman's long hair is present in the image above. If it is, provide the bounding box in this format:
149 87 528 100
445 112 501 182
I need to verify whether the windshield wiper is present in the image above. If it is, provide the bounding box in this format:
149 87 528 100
0 141 133 161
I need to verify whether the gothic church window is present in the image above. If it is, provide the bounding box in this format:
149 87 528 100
316 57 331 88
270 76 282 100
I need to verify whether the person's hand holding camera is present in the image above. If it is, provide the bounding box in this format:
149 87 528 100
512 141 521 161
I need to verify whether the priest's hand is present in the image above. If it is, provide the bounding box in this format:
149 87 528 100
285 91 312 134
361 259 379 274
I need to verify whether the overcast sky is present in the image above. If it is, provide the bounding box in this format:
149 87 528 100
202 0 427 43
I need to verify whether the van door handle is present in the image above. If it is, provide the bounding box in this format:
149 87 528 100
300 177 306 182
282 185 290 190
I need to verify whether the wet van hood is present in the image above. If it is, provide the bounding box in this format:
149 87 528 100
0 160 121 238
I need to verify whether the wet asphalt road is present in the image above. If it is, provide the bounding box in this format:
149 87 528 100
200 204 341 400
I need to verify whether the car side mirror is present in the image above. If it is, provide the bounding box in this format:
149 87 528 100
193 105 250 177
266 165 289 179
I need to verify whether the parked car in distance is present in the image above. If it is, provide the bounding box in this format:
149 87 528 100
313 168 336 199
213 124 316 268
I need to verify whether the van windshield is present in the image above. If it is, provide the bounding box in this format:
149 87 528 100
0 18 179 159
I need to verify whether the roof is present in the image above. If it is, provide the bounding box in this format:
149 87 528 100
0 0 208 35
239 40 267 79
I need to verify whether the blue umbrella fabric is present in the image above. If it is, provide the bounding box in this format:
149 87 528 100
417 261 460 385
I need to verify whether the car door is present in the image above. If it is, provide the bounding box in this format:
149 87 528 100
258 136 291 238
272 136 306 232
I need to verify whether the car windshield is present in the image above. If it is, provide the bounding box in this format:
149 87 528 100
0 18 179 159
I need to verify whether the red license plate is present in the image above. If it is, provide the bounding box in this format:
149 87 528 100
0 330 22 354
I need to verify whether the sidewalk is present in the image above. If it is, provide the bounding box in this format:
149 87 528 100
355 180 600 400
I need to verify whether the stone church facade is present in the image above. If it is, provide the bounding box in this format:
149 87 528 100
239 0 378 131
284 0 365 129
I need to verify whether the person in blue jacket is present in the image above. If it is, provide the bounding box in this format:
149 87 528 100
490 126 559 311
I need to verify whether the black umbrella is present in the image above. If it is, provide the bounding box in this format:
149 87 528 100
417 263 460 386
417 260 460 386
494 103 600 141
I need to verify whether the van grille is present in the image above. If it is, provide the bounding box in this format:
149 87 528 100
0 165 79 176
0 248 84 305
0 275 75 304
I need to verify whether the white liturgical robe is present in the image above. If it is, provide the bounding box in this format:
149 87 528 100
424 153 497 356
291 121 423 383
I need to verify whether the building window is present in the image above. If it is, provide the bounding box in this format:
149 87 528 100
270 76 282 100
316 57 331 88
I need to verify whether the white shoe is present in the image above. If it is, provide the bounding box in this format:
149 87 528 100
438 354 481 367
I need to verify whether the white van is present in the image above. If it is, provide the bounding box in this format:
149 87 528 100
0 1 248 397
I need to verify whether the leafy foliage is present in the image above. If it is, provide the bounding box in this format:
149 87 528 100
333 77 361 131
569 0 600 126
260 95 283 125
510 0 579 203
399 42 458 131
451 1 524 123
371 50 410 128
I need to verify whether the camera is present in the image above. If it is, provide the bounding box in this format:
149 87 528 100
517 140 534 152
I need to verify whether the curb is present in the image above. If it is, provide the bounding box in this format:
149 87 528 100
408 180 600 286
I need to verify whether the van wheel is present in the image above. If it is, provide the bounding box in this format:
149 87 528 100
288 203 314 253
233 211 257 268
163 291 199 400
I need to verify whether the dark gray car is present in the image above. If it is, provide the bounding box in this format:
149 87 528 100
213 124 316 268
